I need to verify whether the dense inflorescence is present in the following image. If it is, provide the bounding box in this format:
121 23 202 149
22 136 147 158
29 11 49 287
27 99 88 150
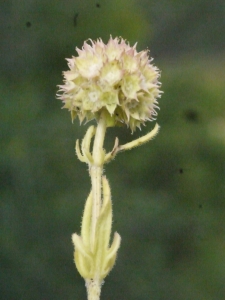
57 36 162 131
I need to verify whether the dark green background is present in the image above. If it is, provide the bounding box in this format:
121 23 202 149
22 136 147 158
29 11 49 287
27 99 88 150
1 1 225 299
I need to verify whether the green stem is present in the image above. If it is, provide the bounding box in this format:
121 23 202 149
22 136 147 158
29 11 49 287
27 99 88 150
89 111 107 251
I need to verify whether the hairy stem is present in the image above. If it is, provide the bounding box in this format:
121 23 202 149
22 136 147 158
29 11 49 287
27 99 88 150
86 279 102 300
89 111 107 251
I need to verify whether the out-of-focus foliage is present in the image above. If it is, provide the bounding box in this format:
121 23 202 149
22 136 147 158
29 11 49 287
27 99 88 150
1 1 225 300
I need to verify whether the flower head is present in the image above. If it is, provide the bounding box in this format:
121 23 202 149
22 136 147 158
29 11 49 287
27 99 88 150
57 36 162 131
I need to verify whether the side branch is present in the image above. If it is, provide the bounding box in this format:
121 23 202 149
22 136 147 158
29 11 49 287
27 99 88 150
104 123 159 164
119 123 160 152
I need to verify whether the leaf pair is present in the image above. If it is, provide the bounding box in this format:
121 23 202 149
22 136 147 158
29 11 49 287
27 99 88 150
72 176 121 280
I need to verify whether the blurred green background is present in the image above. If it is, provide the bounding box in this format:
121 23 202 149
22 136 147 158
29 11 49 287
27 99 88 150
1 1 225 299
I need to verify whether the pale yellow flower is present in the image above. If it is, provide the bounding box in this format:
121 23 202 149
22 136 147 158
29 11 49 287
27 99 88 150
57 36 162 131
